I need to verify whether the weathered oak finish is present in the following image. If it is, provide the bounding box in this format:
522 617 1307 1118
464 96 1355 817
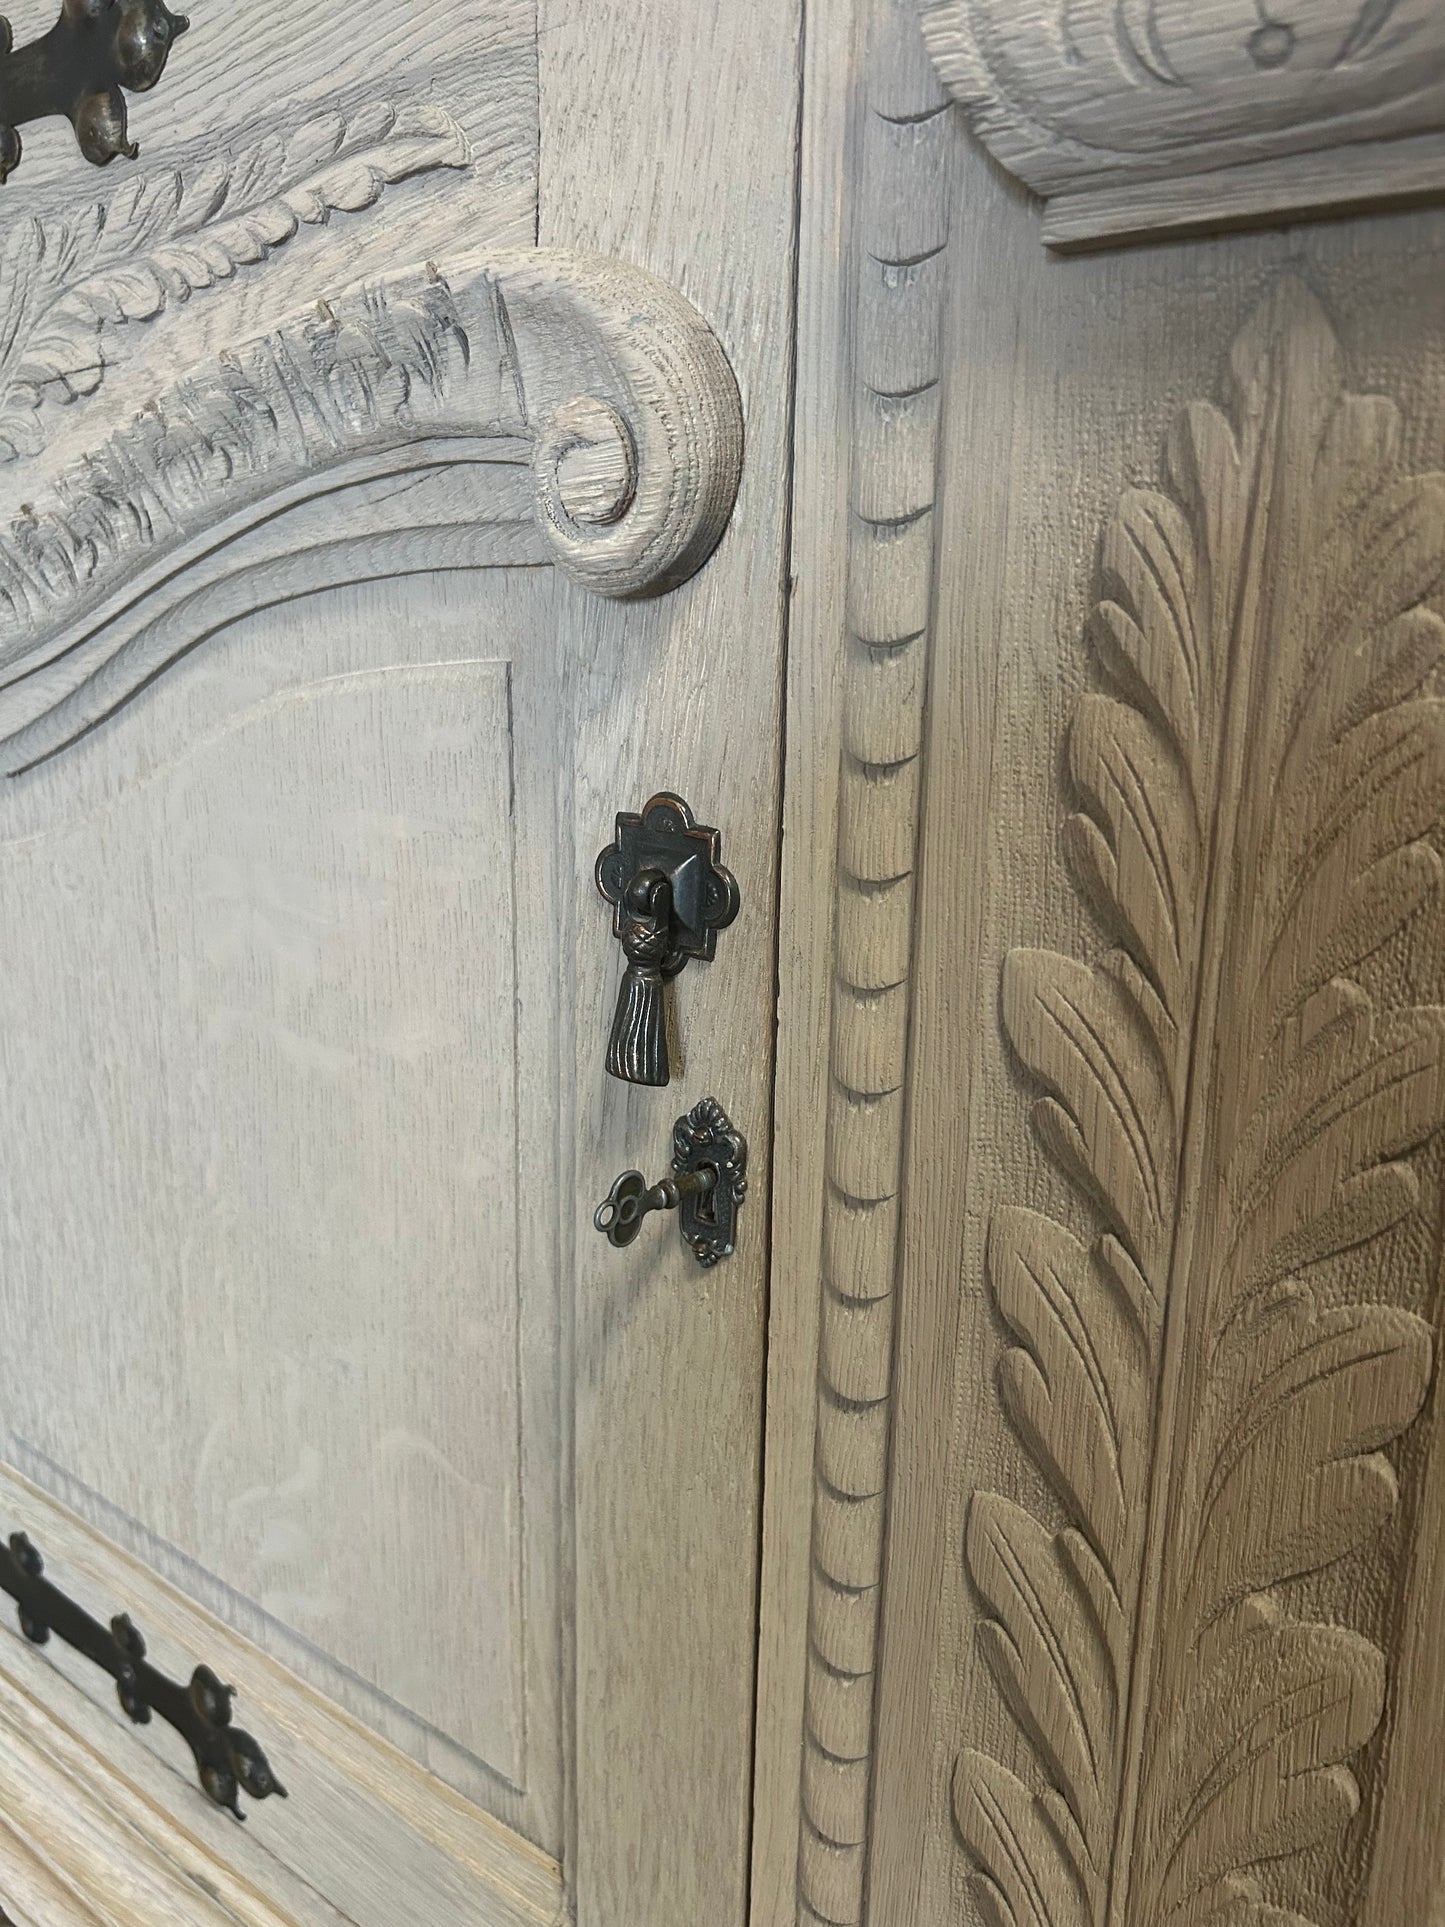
5 2 1445 1925
959 277 1445 1927
849 46 1445 1927
536 0 802 1921
784 7 953 1924
0 3 789 1925
919 0 1445 246
756 7 1445 1927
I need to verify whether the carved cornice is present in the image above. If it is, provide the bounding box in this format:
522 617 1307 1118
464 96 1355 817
918 0 1445 245
0 246 742 767
958 279 1445 1927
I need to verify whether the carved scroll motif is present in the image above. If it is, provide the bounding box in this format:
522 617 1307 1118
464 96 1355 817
918 1 1445 245
0 242 742 766
0 95 743 764
959 280 1445 1926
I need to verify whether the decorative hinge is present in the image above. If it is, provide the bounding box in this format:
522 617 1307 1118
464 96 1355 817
0 1529 285 1818
0 0 189 183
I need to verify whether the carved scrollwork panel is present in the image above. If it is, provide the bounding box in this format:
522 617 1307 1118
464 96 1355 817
957 279 1445 1926
0 240 743 768
918 0 1445 245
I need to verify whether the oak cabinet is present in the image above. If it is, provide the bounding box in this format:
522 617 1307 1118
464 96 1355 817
1 4 1443 1926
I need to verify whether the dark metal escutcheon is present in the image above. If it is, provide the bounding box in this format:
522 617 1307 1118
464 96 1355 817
0 1529 284 1818
0 0 189 184
594 1096 747 1267
595 793 739 1087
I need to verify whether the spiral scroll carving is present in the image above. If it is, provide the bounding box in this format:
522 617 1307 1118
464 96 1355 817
501 253 742 598
0 248 743 764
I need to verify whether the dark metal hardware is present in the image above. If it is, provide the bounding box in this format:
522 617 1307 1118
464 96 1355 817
594 1096 747 1267
595 792 739 1087
0 0 189 185
0 1530 285 1819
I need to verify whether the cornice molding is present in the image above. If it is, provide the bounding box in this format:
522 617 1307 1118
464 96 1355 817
918 0 1445 246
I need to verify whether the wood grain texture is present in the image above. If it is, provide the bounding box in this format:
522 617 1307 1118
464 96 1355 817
536 0 800 1922
0 243 742 758
2 660 528 1783
0 0 536 240
0 1 537 475
0 1656 316 1927
861 148 1445 1920
0 1467 566 1927
0 2 771 1923
0 103 473 464
917 0 1445 246
789 4 953 1924
747 0 858 1916
1360 1343 1445 1927
0 561 579 1876
957 275 1445 1927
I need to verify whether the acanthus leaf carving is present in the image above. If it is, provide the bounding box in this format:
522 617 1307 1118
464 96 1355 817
957 279 1445 1927
0 101 471 460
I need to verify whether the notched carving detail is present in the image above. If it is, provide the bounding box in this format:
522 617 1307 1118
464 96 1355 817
919 0 1445 245
795 15 952 1926
958 280 1445 1926
0 102 472 462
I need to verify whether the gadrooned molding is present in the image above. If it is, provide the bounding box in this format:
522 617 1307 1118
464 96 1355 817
0 247 743 768
918 0 1445 246
793 7 952 1923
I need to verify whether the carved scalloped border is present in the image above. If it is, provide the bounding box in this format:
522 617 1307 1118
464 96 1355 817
794 6 952 1922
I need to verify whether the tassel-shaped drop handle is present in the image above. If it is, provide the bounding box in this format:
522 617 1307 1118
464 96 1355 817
595 794 739 1089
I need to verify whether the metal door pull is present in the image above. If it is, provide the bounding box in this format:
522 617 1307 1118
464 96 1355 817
595 793 738 1087
594 1097 747 1267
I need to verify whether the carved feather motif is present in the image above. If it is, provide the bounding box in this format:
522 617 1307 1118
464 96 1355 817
0 103 470 460
957 280 1445 1927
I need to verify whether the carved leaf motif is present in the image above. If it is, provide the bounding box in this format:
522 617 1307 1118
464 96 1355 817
0 102 471 460
957 281 1445 1927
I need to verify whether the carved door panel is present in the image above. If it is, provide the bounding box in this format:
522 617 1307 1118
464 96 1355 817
0 4 800 1927
753 5 1445 1927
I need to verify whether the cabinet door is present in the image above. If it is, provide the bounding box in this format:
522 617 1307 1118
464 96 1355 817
0 6 799 1927
757 4 1445 1926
